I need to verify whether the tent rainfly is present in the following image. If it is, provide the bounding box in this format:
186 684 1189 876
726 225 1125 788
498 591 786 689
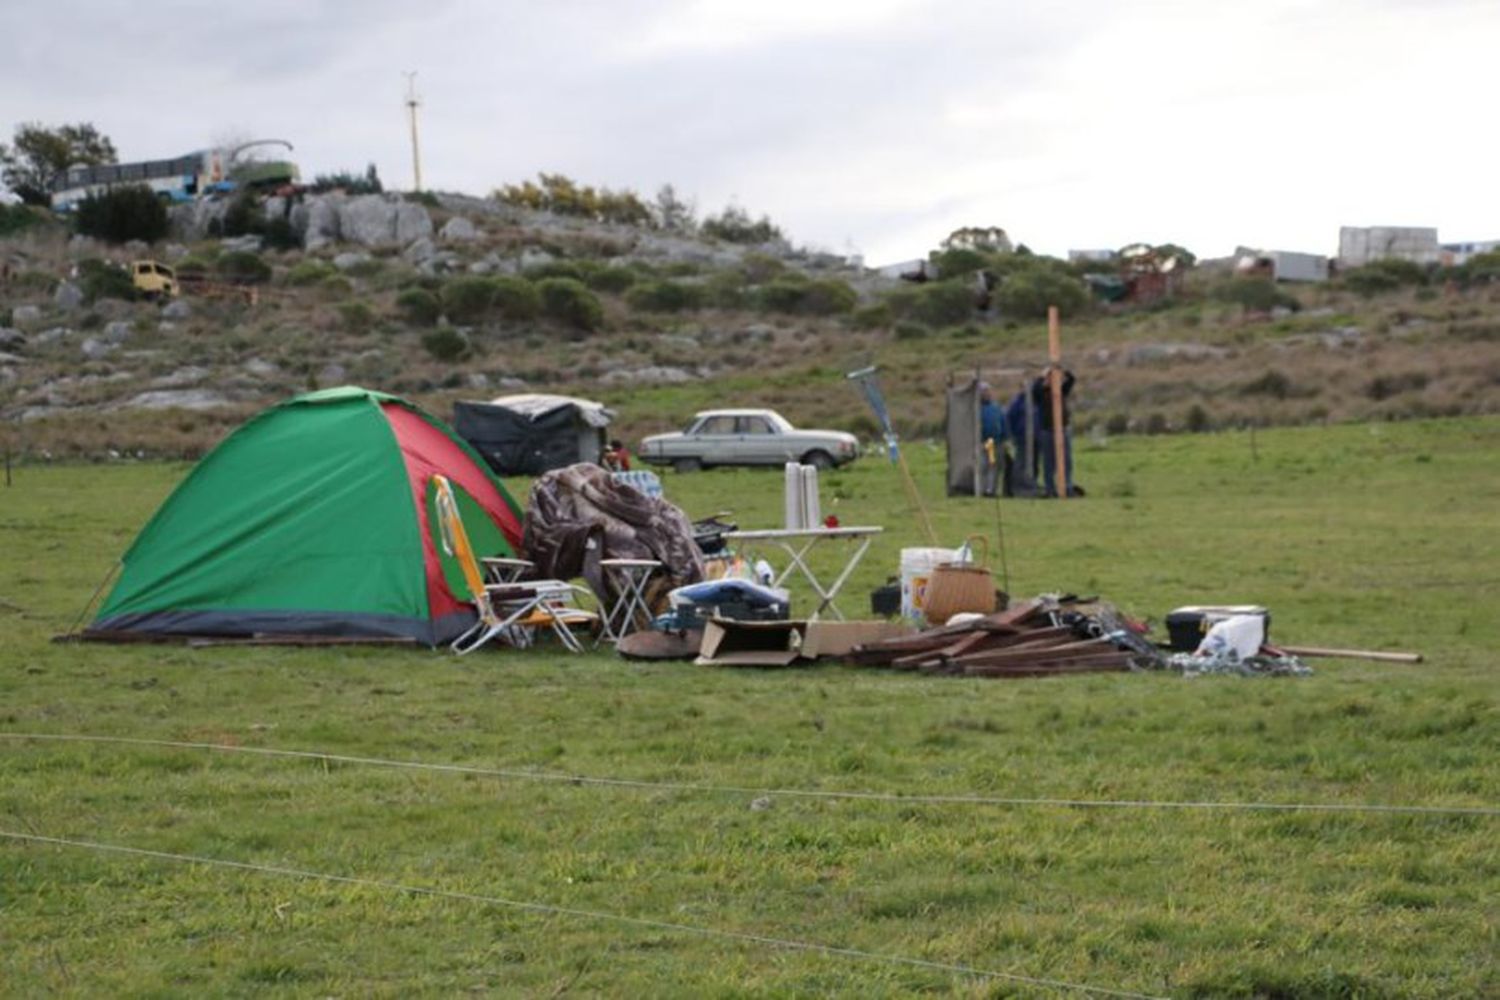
87 386 523 646
453 393 615 476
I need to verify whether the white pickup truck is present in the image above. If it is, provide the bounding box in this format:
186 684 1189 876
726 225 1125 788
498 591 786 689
637 408 860 472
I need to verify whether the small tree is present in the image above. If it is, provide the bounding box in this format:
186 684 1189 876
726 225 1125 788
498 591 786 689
1 122 116 205
73 185 169 244
701 205 782 245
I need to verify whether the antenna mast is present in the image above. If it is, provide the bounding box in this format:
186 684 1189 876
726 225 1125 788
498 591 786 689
404 71 423 192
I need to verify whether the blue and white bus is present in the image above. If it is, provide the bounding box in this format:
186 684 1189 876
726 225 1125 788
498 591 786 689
49 146 298 211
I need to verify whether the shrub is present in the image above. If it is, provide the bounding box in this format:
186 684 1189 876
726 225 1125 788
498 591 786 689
422 326 471 361
626 279 706 313
1184 403 1212 433
890 281 974 327
932 247 990 280
893 321 929 340
490 276 541 321
441 276 498 323
579 262 637 294
394 287 440 326
523 260 585 282
1344 257 1428 297
0 202 42 236
220 192 261 238
852 303 892 330
285 260 336 286
1240 369 1294 399
73 185 169 244
753 277 857 316
536 277 603 332
739 253 786 283
701 205 782 245
216 251 272 284
703 270 747 309
994 268 1090 319
802 279 858 316
318 274 354 298
337 301 376 335
1214 277 1296 312
75 259 136 302
493 173 652 225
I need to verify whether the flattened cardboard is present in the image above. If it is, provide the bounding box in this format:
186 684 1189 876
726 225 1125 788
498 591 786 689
696 619 911 666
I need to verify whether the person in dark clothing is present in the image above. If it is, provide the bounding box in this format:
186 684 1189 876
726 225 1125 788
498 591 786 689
1030 368 1077 497
978 384 1007 497
1005 381 1039 495
602 439 632 472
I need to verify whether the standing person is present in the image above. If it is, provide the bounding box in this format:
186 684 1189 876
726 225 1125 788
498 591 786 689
1030 367 1076 498
1005 380 1038 496
978 384 1006 497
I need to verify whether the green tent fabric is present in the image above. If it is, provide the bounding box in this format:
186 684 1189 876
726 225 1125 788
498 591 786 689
90 386 524 646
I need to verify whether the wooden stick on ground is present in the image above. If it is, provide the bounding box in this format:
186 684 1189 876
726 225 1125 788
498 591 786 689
1276 645 1424 664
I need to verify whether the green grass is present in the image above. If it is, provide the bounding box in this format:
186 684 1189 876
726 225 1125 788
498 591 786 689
1 418 1497 997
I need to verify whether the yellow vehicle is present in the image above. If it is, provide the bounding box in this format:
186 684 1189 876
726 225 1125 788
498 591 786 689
131 260 179 300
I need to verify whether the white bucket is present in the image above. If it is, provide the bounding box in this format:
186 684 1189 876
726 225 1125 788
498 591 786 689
900 546 961 623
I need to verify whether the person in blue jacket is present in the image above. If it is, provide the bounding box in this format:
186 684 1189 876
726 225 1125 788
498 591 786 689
1005 380 1039 495
978 383 1006 497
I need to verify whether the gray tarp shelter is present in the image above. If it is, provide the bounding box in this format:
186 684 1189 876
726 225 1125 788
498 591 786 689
945 378 983 497
454 393 616 476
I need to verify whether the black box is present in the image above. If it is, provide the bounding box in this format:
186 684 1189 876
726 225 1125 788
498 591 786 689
675 597 790 631
1165 606 1270 652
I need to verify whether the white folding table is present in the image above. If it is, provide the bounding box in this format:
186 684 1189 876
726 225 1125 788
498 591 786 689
722 526 884 621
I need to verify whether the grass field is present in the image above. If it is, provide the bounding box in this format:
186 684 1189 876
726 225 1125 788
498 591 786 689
1 417 1497 997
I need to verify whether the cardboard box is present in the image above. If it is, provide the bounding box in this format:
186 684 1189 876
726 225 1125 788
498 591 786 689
696 619 911 666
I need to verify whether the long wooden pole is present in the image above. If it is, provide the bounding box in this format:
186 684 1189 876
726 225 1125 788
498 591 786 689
1277 645 1424 664
1046 305 1068 499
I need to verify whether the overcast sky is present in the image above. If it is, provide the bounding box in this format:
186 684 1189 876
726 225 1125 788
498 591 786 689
4 0 1496 263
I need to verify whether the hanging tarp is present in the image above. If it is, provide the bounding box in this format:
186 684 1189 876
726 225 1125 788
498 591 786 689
454 393 615 476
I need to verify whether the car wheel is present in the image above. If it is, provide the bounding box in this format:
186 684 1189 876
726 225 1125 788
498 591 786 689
673 458 703 473
802 450 835 470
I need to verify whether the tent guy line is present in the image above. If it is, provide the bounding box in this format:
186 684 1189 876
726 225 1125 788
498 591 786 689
0 830 1166 1000
4 733 1495 818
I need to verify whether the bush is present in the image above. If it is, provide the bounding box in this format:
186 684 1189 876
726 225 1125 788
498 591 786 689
73 185 169 244
994 268 1090 319
932 247 990 280
753 277 857 316
1344 257 1428 297
216 251 272 284
285 260 336 286
318 274 354 298
493 173 652 225
579 262 637 294
394 287 441 326
1213 277 1297 312
703 270 747 309
0 202 42 236
75 259 136 303
441 276 498 323
739 253 786 283
852 303 892 330
523 260 585 282
1184 403 1212 433
626 279 706 313
887 281 974 327
337 301 376 335
701 205 782 245
421 326 471 361
490 276 541 321
893 321 929 340
536 277 603 332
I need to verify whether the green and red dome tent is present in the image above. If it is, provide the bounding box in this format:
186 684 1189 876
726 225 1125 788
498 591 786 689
88 387 523 646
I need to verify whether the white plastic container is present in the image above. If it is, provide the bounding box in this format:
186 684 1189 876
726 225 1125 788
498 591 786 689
801 464 821 528
900 546 961 623
784 462 805 529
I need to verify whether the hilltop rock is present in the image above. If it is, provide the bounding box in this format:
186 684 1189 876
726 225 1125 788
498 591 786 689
53 281 84 310
1124 343 1232 365
440 216 478 242
599 365 697 385
162 299 192 320
333 251 373 271
0 328 25 349
299 198 340 249
12 305 43 329
121 389 232 411
80 337 116 359
103 321 133 344
221 234 263 253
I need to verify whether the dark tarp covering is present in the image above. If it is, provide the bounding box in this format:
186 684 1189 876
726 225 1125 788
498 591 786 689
523 464 704 611
945 378 982 497
454 395 612 476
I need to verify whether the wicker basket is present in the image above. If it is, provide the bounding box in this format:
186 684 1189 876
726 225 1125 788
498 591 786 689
922 535 997 625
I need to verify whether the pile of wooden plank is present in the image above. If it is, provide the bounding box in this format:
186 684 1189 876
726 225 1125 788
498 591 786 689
847 597 1158 678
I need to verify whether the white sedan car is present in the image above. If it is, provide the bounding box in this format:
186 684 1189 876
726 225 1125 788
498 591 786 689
637 409 860 472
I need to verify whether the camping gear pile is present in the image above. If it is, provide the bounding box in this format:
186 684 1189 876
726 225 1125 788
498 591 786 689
847 595 1162 677
523 464 704 614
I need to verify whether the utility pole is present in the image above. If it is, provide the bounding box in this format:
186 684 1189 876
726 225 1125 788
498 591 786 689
404 71 423 193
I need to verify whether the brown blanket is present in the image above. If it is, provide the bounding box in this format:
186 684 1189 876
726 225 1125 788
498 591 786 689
522 464 704 611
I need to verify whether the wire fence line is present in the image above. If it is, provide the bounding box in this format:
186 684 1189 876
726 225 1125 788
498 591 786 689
1 829 1167 1000
3 732 1495 818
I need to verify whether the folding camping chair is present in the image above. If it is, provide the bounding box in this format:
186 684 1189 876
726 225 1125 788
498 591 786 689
433 476 597 655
